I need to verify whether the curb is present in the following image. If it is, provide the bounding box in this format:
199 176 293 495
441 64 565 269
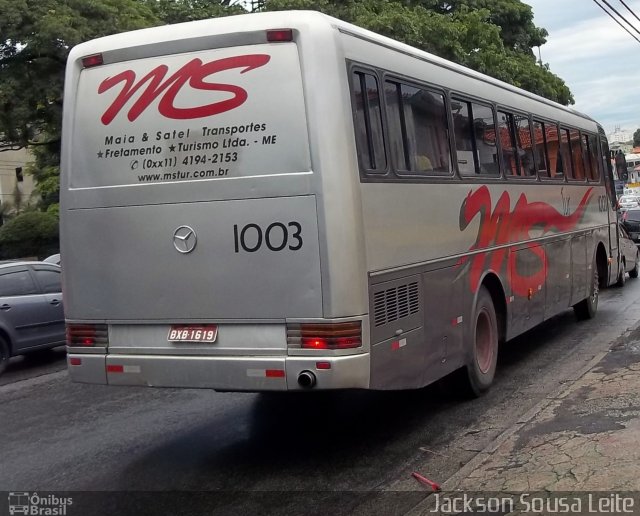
405 317 640 515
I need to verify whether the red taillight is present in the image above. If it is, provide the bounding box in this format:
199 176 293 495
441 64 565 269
66 324 108 347
287 321 362 350
82 53 104 68
302 338 328 349
267 29 293 42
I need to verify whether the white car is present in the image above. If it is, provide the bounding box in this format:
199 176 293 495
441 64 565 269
618 195 640 210
43 253 61 266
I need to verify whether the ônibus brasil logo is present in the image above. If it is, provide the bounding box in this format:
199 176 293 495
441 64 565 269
98 54 270 125
8 492 73 515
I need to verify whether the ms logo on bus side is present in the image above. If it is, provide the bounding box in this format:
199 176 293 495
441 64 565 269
458 186 594 297
97 54 271 125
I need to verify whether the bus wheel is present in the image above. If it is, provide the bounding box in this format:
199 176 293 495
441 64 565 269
630 254 639 279
0 336 9 376
574 264 599 320
616 260 626 287
462 286 498 397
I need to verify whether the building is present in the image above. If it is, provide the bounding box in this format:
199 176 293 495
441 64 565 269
0 147 37 223
608 126 633 144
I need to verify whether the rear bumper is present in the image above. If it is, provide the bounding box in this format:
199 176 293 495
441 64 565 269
67 353 370 391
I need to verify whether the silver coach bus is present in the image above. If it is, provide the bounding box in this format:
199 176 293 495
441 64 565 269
62 11 621 396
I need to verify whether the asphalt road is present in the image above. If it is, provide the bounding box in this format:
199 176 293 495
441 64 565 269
2 281 640 516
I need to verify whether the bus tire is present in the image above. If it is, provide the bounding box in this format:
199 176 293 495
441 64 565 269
616 260 626 287
461 286 499 397
574 263 599 321
630 254 639 278
0 336 10 376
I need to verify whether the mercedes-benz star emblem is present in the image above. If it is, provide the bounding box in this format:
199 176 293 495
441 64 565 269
173 225 197 254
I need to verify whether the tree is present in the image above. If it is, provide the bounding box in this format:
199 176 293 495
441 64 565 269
634 128 640 148
25 137 61 212
0 0 160 152
262 0 573 105
141 0 245 24
0 211 59 259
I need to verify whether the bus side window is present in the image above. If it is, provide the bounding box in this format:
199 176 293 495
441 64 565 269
352 71 386 172
471 103 499 175
384 80 451 175
570 129 585 180
497 111 520 177
533 119 550 177
546 123 563 179
515 114 536 177
452 98 499 176
559 127 573 179
586 134 601 182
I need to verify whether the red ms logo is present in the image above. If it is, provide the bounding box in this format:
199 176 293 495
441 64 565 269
98 54 271 125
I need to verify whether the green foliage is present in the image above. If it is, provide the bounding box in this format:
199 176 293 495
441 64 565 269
634 129 640 148
0 0 160 151
0 211 59 259
141 0 245 24
25 137 61 212
263 0 573 105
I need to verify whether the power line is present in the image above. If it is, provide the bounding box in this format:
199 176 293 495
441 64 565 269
592 0 640 44
601 0 640 35
618 0 640 25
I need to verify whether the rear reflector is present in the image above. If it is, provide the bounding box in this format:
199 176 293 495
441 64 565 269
66 324 108 347
107 364 141 374
82 53 104 68
247 368 285 378
316 362 331 370
287 321 362 350
69 357 82 366
267 29 293 42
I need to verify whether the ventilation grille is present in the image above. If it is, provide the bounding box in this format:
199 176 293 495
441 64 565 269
373 281 420 327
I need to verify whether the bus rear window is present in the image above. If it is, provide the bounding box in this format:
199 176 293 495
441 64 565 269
70 44 310 188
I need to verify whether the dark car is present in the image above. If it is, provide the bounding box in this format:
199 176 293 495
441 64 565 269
622 208 640 245
616 225 640 286
0 261 65 375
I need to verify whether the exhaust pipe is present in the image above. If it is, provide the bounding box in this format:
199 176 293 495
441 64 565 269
297 370 317 389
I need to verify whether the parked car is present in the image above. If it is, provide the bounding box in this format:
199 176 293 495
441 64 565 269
0 261 65 375
621 208 640 244
618 195 640 210
616 225 640 286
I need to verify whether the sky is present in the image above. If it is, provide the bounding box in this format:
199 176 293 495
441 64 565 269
525 0 640 137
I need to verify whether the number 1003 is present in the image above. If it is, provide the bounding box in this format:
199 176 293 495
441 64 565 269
233 222 303 253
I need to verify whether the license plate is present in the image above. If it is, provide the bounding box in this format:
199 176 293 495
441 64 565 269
168 325 218 343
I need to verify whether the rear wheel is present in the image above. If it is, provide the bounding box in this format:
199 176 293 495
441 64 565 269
574 263 599 320
0 336 10 376
460 286 499 397
630 254 639 279
616 260 626 287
